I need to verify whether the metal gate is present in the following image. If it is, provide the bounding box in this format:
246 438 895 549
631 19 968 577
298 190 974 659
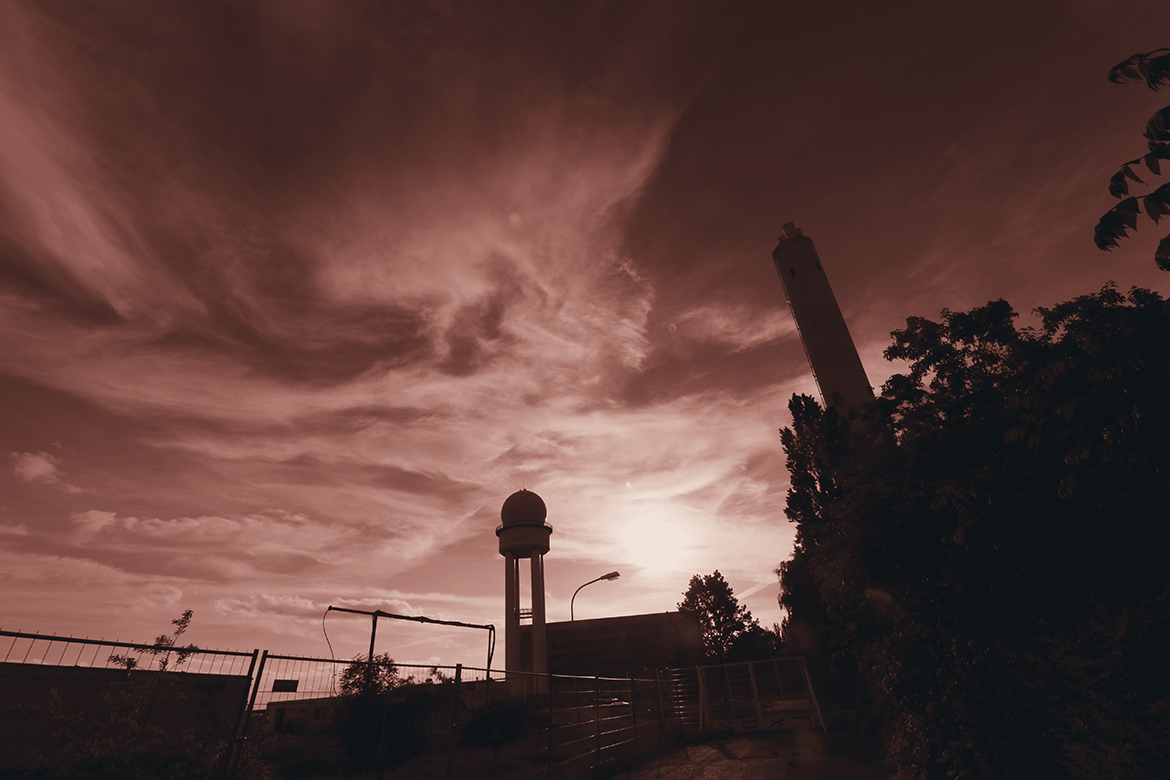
692 658 829 733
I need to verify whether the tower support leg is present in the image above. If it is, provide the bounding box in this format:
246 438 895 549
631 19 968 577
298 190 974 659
505 553 521 677
530 553 548 680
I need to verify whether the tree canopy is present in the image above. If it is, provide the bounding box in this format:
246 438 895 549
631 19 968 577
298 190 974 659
338 652 402 696
779 285 1170 779
678 570 777 662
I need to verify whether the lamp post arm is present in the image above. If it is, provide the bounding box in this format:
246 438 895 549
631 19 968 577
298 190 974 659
570 575 607 622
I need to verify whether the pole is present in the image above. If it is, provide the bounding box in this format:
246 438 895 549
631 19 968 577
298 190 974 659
629 674 638 755
570 571 619 622
594 675 601 767
799 657 827 732
227 650 268 780
367 613 379 692
655 669 665 747
222 649 260 780
546 671 555 780
531 554 547 683
505 554 519 677
445 664 462 780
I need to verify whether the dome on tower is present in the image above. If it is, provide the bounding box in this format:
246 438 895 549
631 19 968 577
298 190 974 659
500 489 546 527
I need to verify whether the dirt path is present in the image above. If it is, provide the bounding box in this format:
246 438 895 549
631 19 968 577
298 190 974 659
611 729 885 780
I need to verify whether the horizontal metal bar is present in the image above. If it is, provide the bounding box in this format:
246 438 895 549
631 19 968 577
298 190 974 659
0 630 254 657
325 606 493 632
549 733 596 751
550 753 594 771
599 726 634 739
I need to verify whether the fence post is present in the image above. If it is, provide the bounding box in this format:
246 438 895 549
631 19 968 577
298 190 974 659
696 666 706 733
723 665 736 723
594 676 601 767
798 657 827 732
655 669 665 745
747 662 764 729
546 673 555 780
628 674 637 755
221 649 260 780
445 664 462 780
226 650 268 780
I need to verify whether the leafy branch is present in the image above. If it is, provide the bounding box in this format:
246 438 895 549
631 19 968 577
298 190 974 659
1095 48 1170 269
108 609 198 672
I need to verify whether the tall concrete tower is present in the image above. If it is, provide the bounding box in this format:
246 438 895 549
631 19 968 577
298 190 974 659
496 489 552 679
771 223 873 411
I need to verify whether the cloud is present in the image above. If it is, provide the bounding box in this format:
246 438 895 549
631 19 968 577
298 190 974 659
10 451 62 484
9 450 82 493
120 584 185 613
71 509 119 539
66 509 373 581
669 303 797 352
215 593 326 622
0 547 144 587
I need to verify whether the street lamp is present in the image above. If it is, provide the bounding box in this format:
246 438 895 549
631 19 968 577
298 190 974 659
570 571 620 622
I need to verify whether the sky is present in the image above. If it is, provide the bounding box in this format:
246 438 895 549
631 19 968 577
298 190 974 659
3 0 1170 669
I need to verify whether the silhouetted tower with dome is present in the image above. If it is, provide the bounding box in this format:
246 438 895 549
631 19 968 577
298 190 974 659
771 223 873 411
497 489 552 679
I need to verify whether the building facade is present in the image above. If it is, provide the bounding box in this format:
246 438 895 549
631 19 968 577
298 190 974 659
519 612 702 677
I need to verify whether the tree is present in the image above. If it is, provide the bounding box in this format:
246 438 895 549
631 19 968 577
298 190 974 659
779 285 1170 779
109 609 197 672
332 653 403 772
678 571 774 662
1094 48 1170 269
337 652 401 696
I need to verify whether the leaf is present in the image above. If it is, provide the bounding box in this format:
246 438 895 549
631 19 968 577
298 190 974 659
1143 151 1164 176
1094 198 1141 250
1144 106 1170 143
1157 234 1170 271
1143 196 1169 224
1094 215 1124 250
1145 50 1170 90
1109 54 1149 85
1109 170 1129 198
1111 157 1148 196
1143 183 1170 224
1110 49 1170 89
1116 196 1141 229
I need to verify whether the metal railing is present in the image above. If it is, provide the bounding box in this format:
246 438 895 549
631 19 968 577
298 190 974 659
0 628 856 779
0 628 257 675
540 671 670 778
687 656 861 734
242 656 673 779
